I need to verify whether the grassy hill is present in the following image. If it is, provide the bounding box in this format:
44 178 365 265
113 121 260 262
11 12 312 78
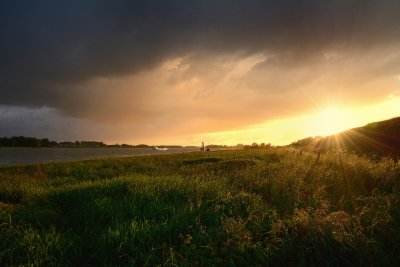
292 117 400 157
1 148 400 266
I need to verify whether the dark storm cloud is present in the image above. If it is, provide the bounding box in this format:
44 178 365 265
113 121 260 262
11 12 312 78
1 0 400 116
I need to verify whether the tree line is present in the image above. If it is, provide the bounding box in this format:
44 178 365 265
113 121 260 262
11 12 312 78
0 136 188 148
0 136 108 147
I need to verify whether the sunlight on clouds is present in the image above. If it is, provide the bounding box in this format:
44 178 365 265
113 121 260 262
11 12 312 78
226 53 266 79
162 57 186 71
197 96 400 146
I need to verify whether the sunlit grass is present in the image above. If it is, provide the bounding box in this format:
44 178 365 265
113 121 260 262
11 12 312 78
1 149 399 266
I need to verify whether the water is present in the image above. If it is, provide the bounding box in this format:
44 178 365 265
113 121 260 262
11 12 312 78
0 147 200 165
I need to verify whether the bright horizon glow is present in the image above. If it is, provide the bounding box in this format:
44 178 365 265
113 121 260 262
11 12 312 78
312 106 351 136
186 95 400 146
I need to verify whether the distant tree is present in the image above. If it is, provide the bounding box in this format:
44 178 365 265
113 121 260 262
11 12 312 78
0 137 13 146
49 141 58 147
41 138 50 147
121 144 134 148
80 141 106 147
59 141 75 147
11 136 40 147
135 144 150 148
0 136 60 147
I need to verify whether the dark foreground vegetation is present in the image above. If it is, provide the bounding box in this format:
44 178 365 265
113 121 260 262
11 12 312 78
1 148 400 266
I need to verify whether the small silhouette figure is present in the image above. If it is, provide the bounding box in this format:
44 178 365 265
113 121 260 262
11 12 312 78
201 141 205 152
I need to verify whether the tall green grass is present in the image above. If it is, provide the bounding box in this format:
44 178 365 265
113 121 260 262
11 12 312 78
1 149 399 266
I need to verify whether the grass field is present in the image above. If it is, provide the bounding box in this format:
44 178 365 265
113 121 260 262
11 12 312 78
1 148 399 266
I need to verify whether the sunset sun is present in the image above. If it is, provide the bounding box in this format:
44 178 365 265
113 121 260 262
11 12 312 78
313 107 349 136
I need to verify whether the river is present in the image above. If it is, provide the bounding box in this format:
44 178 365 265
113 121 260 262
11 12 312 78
0 147 200 165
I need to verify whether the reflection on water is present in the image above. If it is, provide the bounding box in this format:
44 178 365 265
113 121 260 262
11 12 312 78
0 147 199 165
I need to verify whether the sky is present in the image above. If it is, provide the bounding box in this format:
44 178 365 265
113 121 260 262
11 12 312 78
1 0 400 146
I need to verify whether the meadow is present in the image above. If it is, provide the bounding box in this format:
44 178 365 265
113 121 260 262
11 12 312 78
1 148 399 266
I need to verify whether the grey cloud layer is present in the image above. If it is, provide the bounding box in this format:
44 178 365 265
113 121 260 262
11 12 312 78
1 1 400 98
1 0 400 141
